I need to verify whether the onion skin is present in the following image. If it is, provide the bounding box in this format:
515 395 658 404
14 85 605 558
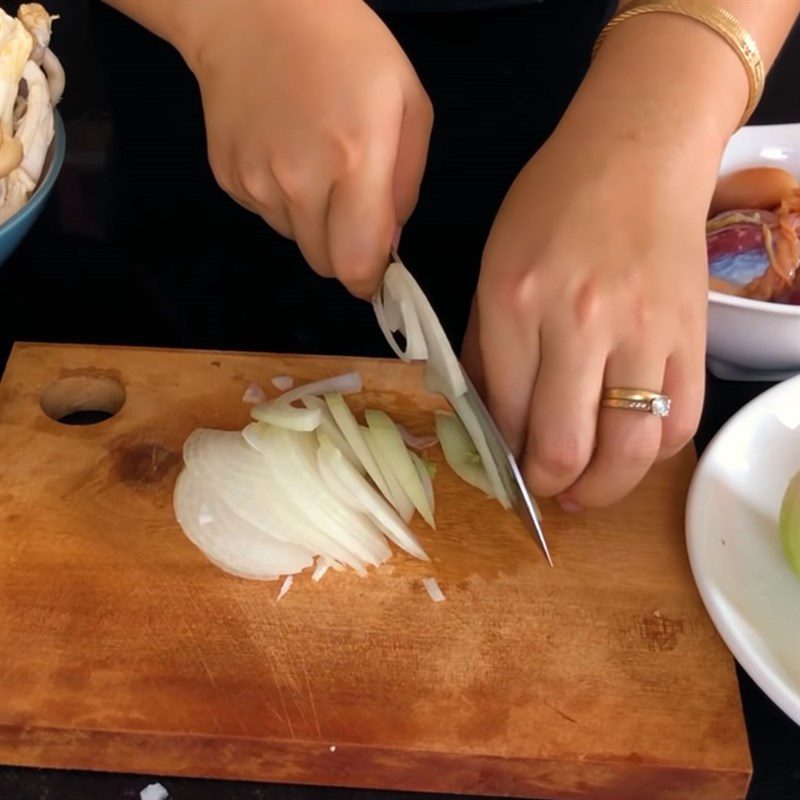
710 167 799 217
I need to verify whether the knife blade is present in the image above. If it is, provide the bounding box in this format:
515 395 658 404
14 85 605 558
388 249 552 565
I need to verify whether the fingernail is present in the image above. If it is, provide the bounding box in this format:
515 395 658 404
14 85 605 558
392 226 402 250
557 495 582 514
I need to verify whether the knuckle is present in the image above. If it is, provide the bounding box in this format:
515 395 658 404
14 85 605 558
486 270 541 319
533 434 588 480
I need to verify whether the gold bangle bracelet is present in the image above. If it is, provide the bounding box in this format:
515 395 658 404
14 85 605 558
592 0 764 128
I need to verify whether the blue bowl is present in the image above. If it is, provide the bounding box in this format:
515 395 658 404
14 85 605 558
0 110 66 267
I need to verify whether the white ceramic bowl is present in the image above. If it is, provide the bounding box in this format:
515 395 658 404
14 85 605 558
707 123 800 381
687 376 800 724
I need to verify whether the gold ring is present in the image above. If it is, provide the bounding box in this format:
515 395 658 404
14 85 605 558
601 388 671 418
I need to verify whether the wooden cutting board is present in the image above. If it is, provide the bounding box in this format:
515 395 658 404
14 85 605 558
0 342 751 799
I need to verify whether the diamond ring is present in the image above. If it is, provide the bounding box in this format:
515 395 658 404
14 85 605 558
601 388 671 418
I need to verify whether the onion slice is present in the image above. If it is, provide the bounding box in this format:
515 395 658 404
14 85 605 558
363 427 415 522
324 392 393 504
410 451 435 514
422 577 445 602
398 425 437 451
317 435 429 561
435 411 492 496
301 394 364 473
250 402 320 431
174 468 314 578
365 409 435 528
271 375 294 391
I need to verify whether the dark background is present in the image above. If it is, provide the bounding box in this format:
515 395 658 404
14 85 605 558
1 1 799 798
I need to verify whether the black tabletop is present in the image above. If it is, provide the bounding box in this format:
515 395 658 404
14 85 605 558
1 1 799 798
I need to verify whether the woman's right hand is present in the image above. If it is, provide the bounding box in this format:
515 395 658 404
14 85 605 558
184 0 433 298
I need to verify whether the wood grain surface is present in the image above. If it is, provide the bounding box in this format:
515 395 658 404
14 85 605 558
0 343 751 799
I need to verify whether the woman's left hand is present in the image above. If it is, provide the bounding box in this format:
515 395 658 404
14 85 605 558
462 124 717 511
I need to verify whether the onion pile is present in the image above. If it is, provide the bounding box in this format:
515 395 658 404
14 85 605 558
174 260 511 583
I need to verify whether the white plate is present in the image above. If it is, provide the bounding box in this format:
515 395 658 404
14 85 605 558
706 123 800 381
687 376 800 725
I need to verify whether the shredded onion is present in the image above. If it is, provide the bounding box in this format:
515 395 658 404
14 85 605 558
271 375 294 391
410 451 435 514
365 409 435 528
435 411 492 496
422 577 445 602
174 372 435 584
363 427 415 522
324 392 393 504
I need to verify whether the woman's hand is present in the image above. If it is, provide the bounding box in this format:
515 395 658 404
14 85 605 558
463 124 714 510
186 0 432 297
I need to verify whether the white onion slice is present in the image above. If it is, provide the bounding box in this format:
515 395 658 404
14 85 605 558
435 411 492 496
242 382 267 404
410 451 435 515
422 577 445 602
317 436 429 561
245 424 392 568
450 394 511 508
174 469 313 578
275 372 363 406
250 403 320 431
271 375 294 391
277 575 293 600
183 429 367 571
372 284 428 362
383 262 466 397
301 395 364 473
365 409 435 528
324 392 393 503
363 427 415 522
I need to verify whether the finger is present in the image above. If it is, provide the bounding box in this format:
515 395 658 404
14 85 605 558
477 280 540 458
561 347 665 509
393 90 433 224
522 327 606 497
327 135 400 298
460 295 486 397
658 347 705 461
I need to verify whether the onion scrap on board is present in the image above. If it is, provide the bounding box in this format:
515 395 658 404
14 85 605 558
0 3 65 224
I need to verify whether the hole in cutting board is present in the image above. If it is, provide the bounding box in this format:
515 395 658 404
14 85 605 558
40 375 126 425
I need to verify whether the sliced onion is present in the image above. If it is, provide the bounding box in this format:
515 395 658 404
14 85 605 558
450 393 511 508
245 424 392 568
383 262 466 397
250 373 362 433
242 382 267 404
372 283 428 362
271 375 294 391
324 392 393 503
183 429 368 572
301 395 364 473
174 468 313 578
422 577 445 602
365 409 435 528
317 435 429 561
410 451 435 514
250 402 320 431
435 411 492 496
363 427 415 522
275 372 363 405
